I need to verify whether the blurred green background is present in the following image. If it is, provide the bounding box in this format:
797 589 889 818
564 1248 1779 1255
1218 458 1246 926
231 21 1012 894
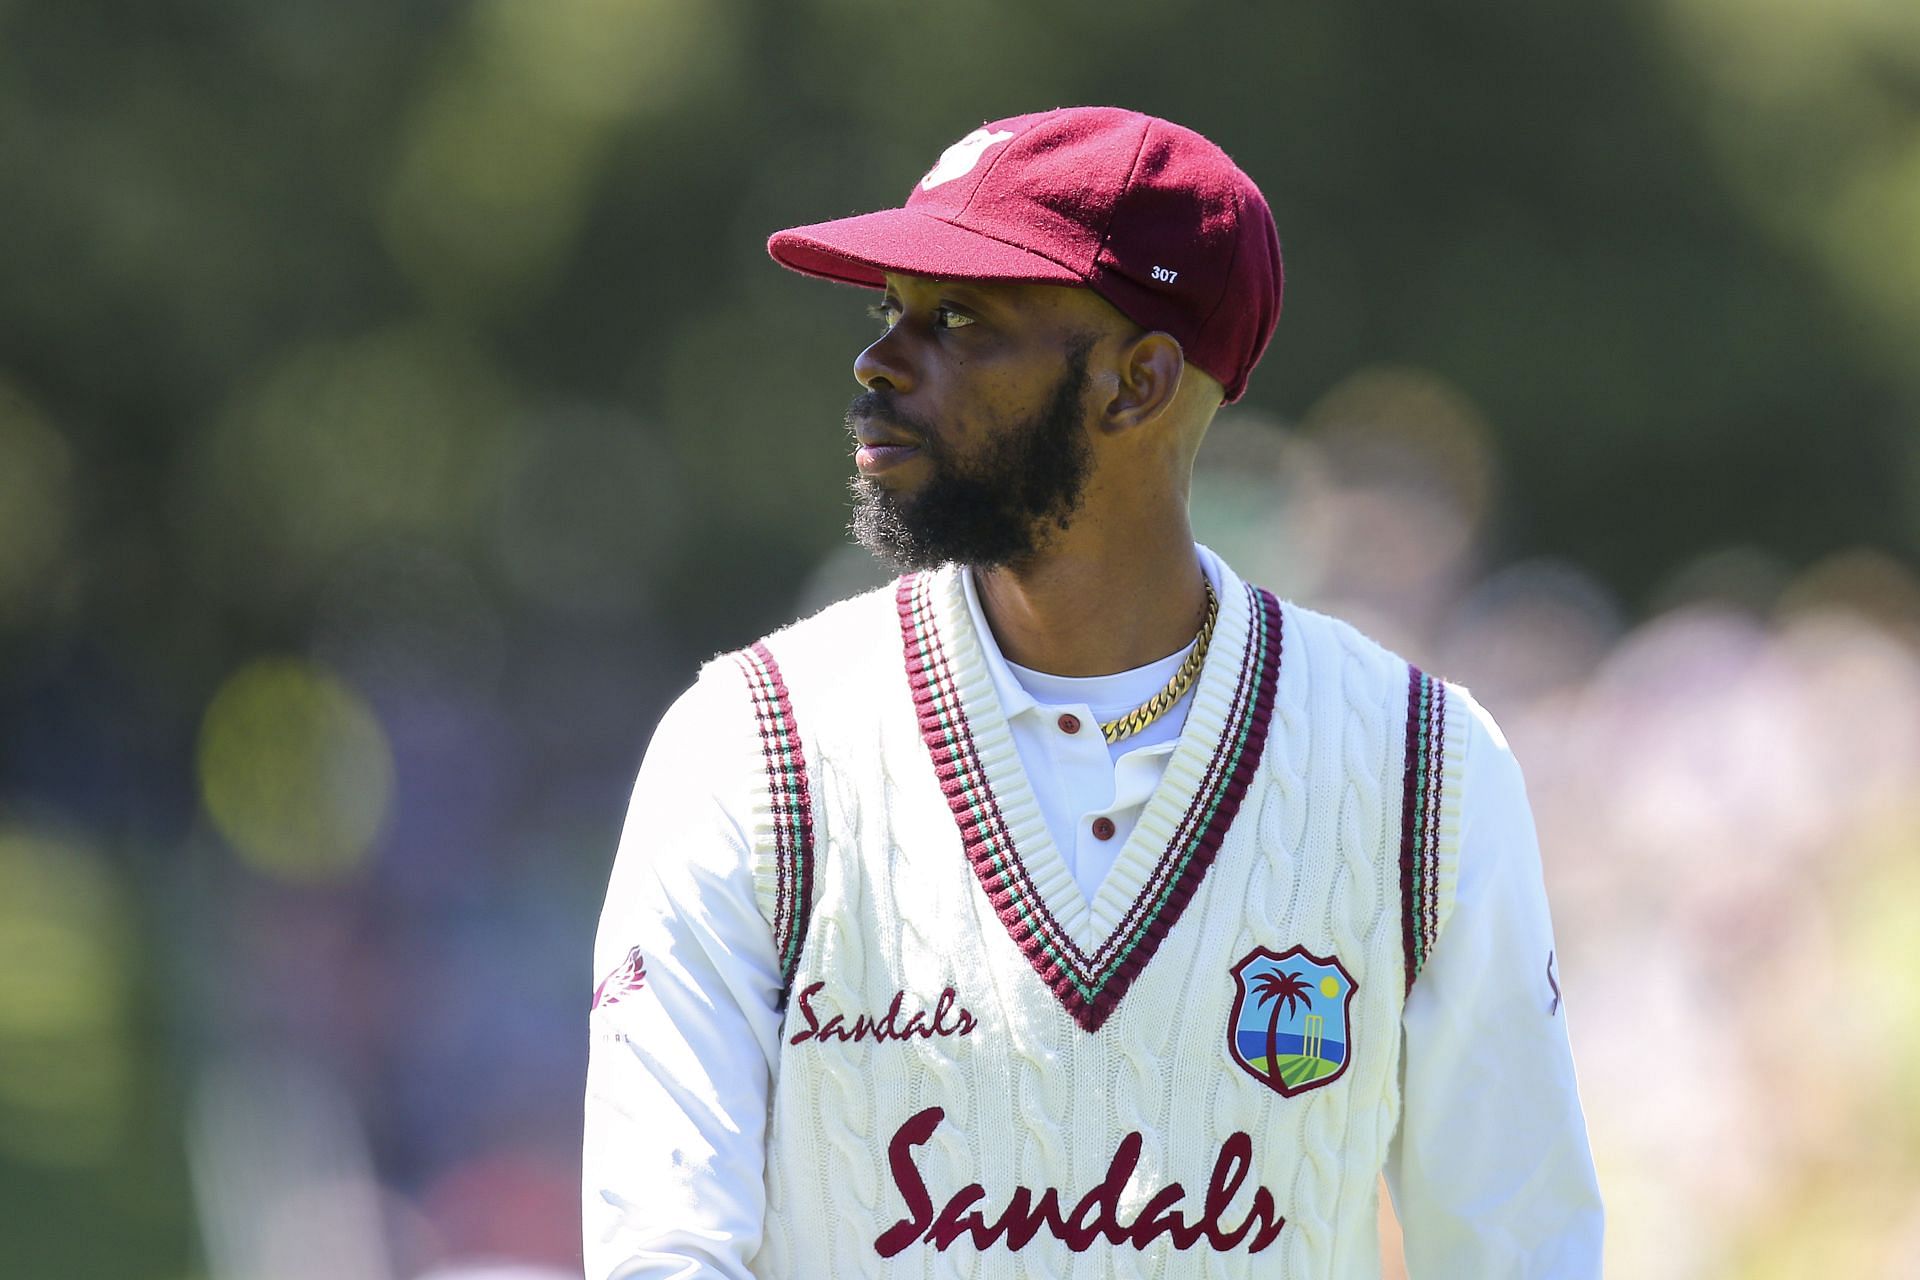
3 2 1918 1277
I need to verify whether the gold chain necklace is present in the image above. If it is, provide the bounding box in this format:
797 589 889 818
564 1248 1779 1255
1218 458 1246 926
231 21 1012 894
1101 583 1219 746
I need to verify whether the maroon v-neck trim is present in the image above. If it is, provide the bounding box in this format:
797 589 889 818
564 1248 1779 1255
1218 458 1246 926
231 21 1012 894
898 573 1284 1032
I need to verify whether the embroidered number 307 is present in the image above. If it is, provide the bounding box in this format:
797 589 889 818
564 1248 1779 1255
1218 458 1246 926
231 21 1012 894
1151 265 1179 283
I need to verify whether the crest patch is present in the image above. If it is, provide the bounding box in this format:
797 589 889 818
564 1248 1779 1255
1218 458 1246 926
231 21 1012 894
1226 946 1357 1097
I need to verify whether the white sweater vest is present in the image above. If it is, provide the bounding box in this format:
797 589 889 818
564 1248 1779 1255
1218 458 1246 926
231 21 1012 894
719 561 1461 1279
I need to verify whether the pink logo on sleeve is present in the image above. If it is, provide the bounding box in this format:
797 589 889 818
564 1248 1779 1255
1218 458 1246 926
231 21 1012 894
592 946 648 1010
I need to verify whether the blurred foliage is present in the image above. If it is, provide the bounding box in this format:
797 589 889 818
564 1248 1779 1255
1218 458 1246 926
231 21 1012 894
1 1 1916 1276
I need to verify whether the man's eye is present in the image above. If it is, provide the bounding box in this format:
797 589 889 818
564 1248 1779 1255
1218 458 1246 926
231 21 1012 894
865 301 972 331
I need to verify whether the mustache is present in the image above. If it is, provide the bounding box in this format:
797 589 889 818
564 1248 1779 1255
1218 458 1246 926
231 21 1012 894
845 391 936 446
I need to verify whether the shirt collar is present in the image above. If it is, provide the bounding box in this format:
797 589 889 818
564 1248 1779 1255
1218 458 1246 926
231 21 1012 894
957 544 1228 726
960 563 1042 720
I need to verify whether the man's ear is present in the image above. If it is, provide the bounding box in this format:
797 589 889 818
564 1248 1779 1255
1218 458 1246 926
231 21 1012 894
1100 330 1186 433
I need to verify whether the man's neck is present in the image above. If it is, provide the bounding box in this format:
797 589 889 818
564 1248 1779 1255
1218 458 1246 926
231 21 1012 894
970 530 1210 678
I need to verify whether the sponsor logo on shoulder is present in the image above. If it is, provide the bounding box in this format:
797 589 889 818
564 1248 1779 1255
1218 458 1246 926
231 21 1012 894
591 946 648 1010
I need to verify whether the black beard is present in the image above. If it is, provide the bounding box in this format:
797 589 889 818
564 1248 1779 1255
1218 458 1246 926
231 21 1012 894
847 344 1094 572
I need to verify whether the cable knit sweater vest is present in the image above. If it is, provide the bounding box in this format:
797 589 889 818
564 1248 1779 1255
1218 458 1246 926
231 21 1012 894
716 561 1462 1279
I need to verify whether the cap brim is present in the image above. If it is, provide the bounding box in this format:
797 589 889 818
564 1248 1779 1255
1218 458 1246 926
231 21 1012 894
767 208 1085 289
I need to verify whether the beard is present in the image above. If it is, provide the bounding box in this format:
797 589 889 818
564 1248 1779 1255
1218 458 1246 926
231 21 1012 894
847 344 1094 572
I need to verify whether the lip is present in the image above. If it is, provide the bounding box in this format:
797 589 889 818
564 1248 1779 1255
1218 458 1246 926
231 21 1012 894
849 415 918 448
848 414 922 475
854 442 920 474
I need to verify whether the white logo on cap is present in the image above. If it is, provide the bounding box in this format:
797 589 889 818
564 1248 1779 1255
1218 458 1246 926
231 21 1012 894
920 128 1015 191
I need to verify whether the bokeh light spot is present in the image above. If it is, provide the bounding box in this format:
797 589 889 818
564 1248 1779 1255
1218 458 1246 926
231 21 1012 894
384 0 744 311
0 830 130 1168
473 0 741 124
178 327 516 603
1301 364 1498 530
0 378 75 628
197 659 394 881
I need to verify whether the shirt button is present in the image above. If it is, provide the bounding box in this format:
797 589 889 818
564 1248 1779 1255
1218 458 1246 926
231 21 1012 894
1056 713 1081 735
1091 816 1116 841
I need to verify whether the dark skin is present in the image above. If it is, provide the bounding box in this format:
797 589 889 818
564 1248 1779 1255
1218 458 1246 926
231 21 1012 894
855 272 1225 677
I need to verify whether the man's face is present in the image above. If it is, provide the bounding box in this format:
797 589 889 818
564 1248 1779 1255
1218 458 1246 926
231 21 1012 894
844 275 1102 571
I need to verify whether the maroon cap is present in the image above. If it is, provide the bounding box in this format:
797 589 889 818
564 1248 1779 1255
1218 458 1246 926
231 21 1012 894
767 107 1283 402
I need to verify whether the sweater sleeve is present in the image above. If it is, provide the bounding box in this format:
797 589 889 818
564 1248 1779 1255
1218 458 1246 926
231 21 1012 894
582 669 785 1280
1385 688 1605 1277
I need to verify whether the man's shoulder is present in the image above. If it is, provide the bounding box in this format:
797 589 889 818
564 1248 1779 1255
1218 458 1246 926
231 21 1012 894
1254 588 1416 682
1206 546 1412 683
699 574 905 692
1254 587 1504 776
1244 582 1494 748
770 574 905 649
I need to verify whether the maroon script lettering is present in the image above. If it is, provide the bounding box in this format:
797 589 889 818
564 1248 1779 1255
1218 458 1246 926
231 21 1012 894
789 982 978 1046
874 1106 1286 1258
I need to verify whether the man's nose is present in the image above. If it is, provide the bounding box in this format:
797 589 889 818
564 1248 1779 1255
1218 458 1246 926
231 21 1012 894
854 329 914 393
